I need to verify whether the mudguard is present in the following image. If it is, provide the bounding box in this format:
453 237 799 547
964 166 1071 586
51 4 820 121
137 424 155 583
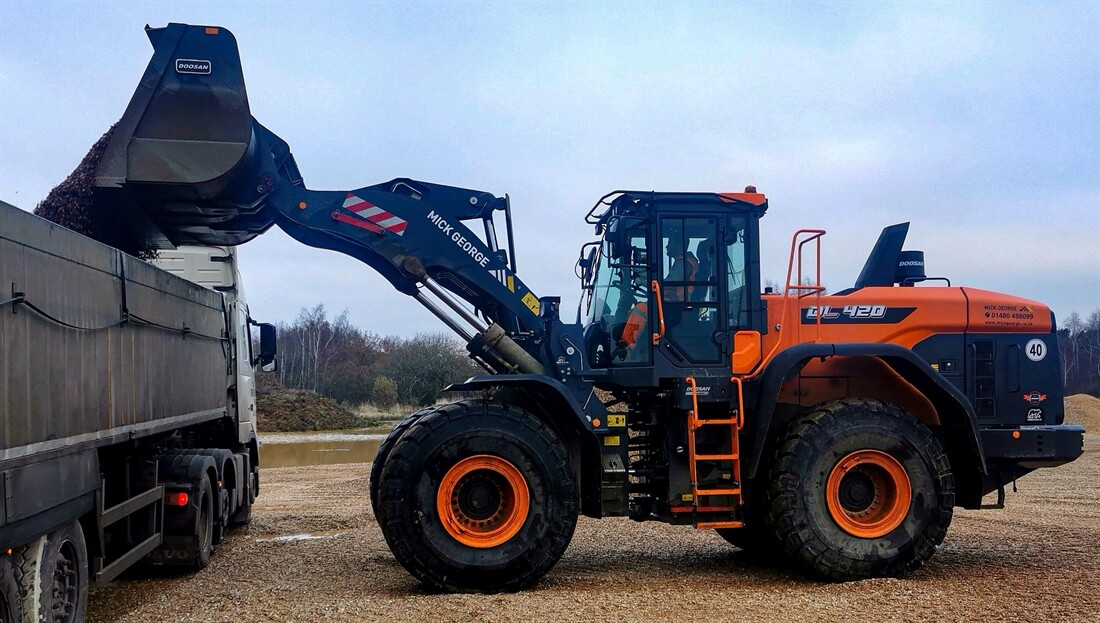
445 374 607 516
744 343 987 479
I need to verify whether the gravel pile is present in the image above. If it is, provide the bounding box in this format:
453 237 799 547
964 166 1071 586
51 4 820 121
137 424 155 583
256 374 363 432
1065 394 1100 430
88 436 1100 623
33 124 158 260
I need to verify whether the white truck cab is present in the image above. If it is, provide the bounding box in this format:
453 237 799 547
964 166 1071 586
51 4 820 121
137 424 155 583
152 246 269 446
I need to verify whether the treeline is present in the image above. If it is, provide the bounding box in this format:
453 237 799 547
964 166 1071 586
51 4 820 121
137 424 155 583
1059 310 1100 396
271 305 479 407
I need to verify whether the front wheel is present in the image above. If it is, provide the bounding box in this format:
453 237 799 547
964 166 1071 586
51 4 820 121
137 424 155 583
369 406 436 513
766 399 954 580
376 400 577 593
228 462 258 527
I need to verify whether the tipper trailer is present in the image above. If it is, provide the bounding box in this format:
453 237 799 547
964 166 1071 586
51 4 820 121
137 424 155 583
0 201 275 622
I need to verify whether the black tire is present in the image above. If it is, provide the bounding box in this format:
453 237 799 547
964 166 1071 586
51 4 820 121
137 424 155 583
192 476 216 570
369 406 437 513
17 521 88 623
716 475 787 560
228 462 258 527
377 400 577 593
193 448 234 544
766 399 954 580
0 555 20 623
716 522 785 560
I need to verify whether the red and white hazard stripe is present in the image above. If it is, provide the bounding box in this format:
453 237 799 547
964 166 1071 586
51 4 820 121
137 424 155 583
342 193 408 235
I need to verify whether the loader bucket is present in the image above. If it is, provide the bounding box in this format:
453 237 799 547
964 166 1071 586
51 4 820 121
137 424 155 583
94 23 279 247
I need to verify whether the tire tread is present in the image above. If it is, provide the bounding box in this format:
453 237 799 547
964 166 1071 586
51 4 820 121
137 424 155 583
765 398 954 580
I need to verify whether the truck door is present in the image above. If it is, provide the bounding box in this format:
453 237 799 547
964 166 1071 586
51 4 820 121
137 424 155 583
235 303 257 440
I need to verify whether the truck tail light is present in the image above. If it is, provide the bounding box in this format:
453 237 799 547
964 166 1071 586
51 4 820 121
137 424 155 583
167 492 189 506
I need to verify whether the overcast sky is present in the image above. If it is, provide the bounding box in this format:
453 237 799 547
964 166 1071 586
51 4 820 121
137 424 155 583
2 1 1098 336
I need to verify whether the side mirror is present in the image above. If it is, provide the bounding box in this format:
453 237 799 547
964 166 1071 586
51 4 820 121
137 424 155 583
578 245 598 284
256 322 277 370
607 217 628 260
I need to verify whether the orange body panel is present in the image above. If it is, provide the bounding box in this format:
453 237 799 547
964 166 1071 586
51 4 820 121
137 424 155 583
731 330 763 374
760 286 1049 359
756 285 1051 416
962 288 1052 334
719 192 768 206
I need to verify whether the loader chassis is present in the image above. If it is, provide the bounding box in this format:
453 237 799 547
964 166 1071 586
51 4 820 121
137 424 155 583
59 22 1084 593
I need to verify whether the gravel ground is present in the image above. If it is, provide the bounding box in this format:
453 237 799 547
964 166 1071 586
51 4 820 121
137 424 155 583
88 436 1099 623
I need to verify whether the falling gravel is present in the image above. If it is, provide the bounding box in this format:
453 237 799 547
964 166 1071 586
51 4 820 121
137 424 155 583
87 436 1099 623
33 124 158 259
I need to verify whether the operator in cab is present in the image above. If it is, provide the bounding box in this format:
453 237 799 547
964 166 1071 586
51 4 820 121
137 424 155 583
614 230 698 359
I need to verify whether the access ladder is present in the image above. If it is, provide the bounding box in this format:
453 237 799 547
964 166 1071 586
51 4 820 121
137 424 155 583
682 376 745 529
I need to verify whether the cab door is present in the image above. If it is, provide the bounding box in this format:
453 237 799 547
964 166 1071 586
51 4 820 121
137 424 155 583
656 215 723 365
724 214 764 376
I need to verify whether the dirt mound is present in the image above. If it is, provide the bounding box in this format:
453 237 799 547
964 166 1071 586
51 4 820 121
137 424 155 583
256 374 362 432
1065 394 1100 431
33 124 158 259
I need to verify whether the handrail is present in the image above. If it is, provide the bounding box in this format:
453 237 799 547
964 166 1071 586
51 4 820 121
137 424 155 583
750 228 828 373
651 280 665 345
685 376 700 425
784 229 826 344
729 376 745 430
684 375 701 506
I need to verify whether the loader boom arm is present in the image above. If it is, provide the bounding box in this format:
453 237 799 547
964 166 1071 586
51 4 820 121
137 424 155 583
235 121 543 338
93 23 548 369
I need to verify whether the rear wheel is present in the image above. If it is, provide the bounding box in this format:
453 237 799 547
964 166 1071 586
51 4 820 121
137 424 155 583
716 475 786 560
716 523 785 559
191 477 216 570
767 399 954 580
377 400 577 593
17 521 88 623
0 555 20 623
191 448 233 545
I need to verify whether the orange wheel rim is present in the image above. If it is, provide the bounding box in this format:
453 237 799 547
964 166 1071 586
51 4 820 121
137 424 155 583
825 450 911 538
436 455 529 548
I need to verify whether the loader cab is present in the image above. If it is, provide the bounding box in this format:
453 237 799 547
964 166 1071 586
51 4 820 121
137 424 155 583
580 191 768 385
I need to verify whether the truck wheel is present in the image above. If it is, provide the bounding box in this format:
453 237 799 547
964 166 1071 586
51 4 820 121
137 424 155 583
369 406 437 513
228 463 258 527
192 477 216 570
17 521 88 623
377 401 577 593
767 399 954 580
193 448 234 544
0 556 20 623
